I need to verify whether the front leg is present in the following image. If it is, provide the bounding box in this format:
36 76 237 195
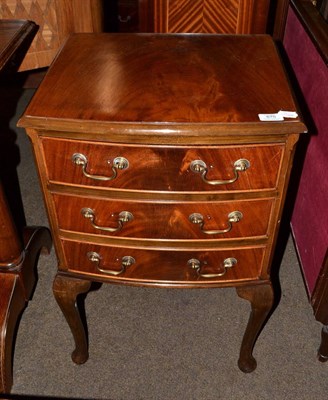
236 282 274 373
53 274 92 364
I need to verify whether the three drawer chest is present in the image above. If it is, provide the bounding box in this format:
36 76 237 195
18 33 306 372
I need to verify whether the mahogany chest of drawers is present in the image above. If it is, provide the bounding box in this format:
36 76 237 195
18 33 306 372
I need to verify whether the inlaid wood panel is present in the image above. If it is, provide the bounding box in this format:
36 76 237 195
41 138 284 192
0 0 103 70
0 0 60 70
153 0 270 33
53 194 274 240
61 239 266 285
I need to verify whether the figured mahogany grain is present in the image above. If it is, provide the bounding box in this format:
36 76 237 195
53 193 273 240
61 239 265 285
20 34 303 129
42 138 284 192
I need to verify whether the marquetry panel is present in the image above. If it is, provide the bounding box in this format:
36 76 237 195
0 0 103 70
0 0 59 70
153 0 270 34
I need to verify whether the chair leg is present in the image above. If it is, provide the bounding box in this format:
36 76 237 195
0 274 25 393
0 226 52 393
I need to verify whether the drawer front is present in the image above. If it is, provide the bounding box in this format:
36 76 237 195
53 194 274 240
61 240 265 284
41 138 283 192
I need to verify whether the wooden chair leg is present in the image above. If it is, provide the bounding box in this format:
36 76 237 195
20 226 52 300
0 274 25 393
236 282 274 373
0 226 52 394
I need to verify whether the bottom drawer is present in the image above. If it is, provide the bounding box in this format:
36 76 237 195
61 240 266 286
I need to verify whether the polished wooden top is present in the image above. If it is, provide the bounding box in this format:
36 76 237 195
0 19 37 71
19 33 306 135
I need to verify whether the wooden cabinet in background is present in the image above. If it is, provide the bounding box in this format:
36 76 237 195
151 0 271 33
0 0 104 71
117 0 139 32
108 0 271 34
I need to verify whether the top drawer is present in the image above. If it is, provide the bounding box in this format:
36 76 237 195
41 138 284 192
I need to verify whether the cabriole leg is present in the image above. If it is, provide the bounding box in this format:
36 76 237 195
236 282 274 373
53 274 91 364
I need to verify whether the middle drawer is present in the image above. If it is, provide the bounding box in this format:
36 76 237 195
53 194 274 240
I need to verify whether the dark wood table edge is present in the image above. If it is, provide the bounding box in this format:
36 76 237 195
0 19 52 394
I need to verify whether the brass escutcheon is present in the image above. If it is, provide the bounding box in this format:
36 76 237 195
113 157 129 170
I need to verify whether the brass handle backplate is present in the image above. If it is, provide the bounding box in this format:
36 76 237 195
190 159 250 185
188 257 237 278
188 211 243 235
87 252 135 276
72 153 129 181
81 208 133 233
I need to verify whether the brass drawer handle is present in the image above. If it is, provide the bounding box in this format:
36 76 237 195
188 211 243 235
188 257 237 278
81 208 133 233
190 159 250 185
72 153 129 181
87 252 135 276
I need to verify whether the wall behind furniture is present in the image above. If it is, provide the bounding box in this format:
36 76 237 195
283 5 328 295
